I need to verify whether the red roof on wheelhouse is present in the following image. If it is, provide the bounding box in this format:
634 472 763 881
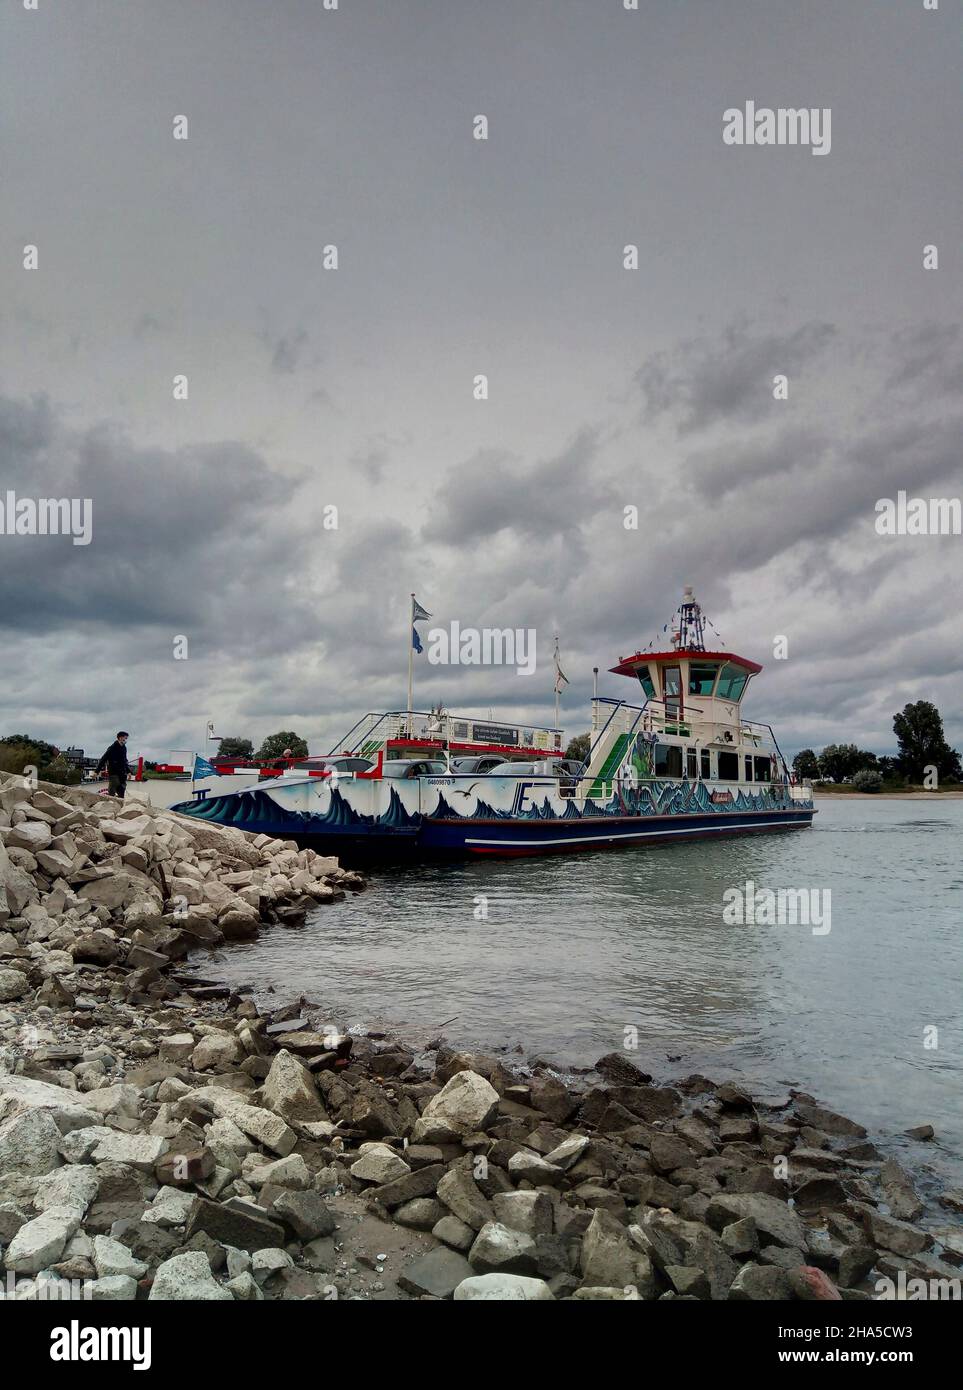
609 649 763 677
608 585 763 677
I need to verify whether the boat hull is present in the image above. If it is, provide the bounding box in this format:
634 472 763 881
170 775 815 863
420 807 815 857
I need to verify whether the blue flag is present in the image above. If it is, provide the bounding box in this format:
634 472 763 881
412 626 423 654
192 755 218 780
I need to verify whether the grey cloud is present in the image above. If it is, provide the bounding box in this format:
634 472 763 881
636 323 836 435
270 330 310 375
422 429 610 548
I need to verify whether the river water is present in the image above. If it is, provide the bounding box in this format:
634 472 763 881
211 797 963 1179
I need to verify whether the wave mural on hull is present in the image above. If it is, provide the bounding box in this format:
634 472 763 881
172 775 811 840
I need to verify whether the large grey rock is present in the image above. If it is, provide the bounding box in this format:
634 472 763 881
0 1107 63 1175
368 1162 446 1209
83 1084 144 1120
492 1190 553 1238
860 1207 931 1257
0 840 39 914
436 1167 494 1232
432 1213 476 1251
33 1164 100 1215
706 1193 806 1249
4 1206 82 1274
393 1197 446 1230
58 1126 112 1163
88 1275 139 1301
543 1134 591 1170
397 1246 474 1299
580 1208 658 1297
244 1153 310 1190
91 1132 167 1172
0 1075 101 1132
350 1144 411 1185
880 1161 924 1223
7 821 52 853
412 1071 499 1142
148 1250 232 1300
141 1186 195 1228
184 1087 297 1156
184 1196 285 1253
469 1222 538 1275
454 1273 555 1300
191 1032 242 1071
69 931 121 965
260 1049 326 1122
794 1103 866 1138
728 1263 792 1299
507 1149 564 1185
92 1234 149 1280
271 1189 336 1241
0 968 30 1002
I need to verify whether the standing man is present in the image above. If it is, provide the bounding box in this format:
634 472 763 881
96 731 132 799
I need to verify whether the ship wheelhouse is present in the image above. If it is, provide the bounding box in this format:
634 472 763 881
601 587 786 793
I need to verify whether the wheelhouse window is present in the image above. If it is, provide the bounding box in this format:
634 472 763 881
637 667 656 699
688 663 719 696
755 755 772 783
654 743 683 778
663 666 682 719
686 747 697 779
716 663 749 701
700 748 711 779
745 756 753 781
717 750 739 781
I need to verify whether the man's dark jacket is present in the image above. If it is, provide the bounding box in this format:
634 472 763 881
97 742 130 778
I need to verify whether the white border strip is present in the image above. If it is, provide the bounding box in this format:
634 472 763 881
464 818 804 848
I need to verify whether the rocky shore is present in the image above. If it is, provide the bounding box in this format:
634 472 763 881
1 772 961 1302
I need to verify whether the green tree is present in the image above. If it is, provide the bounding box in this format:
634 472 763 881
792 749 819 780
217 737 254 759
893 701 962 784
0 740 80 785
852 769 883 793
565 732 591 763
42 755 82 786
0 734 60 769
257 731 309 761
817 744 861 782
0 741 43 777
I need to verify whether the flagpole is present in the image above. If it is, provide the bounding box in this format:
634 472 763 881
554 633 560 734
406 593 415 736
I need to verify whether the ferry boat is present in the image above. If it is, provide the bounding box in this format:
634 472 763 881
171 588 815 859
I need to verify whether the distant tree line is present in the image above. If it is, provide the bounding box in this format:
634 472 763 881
0 735 82 786
793 701 961 791
216 731 309 761
0 729 312 784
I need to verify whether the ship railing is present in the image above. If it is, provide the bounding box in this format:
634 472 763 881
588 700 790 779
330 710 562 757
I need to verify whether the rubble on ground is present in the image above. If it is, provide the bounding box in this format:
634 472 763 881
1 771 960 1301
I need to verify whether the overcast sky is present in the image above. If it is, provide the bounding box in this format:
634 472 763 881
1 0 961 763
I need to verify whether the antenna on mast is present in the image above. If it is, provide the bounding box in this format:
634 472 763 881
677 585 706 651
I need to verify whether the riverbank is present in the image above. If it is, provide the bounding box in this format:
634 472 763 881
1 773 961 1301
814 790 963 798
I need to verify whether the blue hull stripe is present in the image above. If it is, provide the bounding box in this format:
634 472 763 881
462 817 804 848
